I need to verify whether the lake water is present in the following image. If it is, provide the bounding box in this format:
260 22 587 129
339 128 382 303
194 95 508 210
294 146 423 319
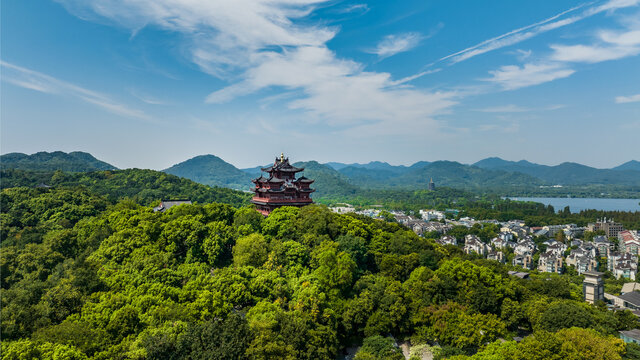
508 197 640 213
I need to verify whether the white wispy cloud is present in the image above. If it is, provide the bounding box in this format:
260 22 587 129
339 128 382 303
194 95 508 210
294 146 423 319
1 61 149 120
616 93 640 103
476 104 530 113
437 0 639 65
483 4 640 90
550 28 640 62
338 4 369 14
129 89 168 105
368 32 423 59
207 46 457 133
485 63 575 90
58 0 457 135
57 0 336 79
476 104 566 112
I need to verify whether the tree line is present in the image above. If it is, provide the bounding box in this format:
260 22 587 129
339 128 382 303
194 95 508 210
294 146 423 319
1 184 639 359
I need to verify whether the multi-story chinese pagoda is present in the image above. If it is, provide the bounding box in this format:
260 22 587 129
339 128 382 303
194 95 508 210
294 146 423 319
251 154 315 216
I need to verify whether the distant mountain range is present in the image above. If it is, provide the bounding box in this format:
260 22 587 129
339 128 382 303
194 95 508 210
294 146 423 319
613 160 640 171
471 157 640 186
2 152 638 195
163 155 253 191
0 151 117 172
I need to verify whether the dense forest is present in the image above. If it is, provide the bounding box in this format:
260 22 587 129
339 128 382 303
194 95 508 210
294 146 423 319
0 152 117 172
2 181 640 359
3 167 639 229
0 169 251 207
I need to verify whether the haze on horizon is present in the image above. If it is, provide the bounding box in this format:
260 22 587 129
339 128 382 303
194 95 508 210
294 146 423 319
1 0 639 170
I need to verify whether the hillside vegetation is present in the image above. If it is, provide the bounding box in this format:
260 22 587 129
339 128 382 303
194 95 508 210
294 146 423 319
0 151 117 172
1 182 639 359
0 168 251 207
164 155 253 191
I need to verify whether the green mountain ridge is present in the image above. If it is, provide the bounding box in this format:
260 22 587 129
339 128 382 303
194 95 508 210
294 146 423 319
472 157 640 185
0 151 117 172
163 154 253 191
613 160 640 171
0 168 250 207
293 161 359 197
4 151 638 198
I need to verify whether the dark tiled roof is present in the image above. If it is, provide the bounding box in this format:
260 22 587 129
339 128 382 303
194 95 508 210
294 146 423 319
620 329 640 341
619 291 640 307
153 199 192 212
261 157 304 173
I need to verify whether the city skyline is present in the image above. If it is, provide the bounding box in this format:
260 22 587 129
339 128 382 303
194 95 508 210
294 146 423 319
2 0 640 169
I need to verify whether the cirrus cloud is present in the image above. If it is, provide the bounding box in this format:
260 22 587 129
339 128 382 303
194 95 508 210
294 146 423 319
368 32 424 59
616 93 640 103
57 0 457 135
485 63 575 90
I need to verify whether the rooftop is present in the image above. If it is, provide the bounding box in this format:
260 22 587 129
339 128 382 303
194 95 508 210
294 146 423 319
619 291 640 307
622 283 640 294
261 154 304 173
620 329 640 341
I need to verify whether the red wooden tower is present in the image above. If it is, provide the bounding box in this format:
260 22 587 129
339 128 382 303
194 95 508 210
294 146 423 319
251 153 315 216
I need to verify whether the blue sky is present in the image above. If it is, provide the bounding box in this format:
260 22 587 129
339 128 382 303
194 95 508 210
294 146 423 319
1 0 639 169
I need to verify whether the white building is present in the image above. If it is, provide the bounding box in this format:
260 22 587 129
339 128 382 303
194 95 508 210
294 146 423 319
437 235 457 246
609 252 638 280
464 235 488 256
515 239 537 256
419 209 445 221
538 251 563 274
513 254 533 270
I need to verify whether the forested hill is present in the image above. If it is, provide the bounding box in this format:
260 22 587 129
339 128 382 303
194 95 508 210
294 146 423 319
0 168 250 207
337 161 544 191
163 154 253 191
472 157 640 185
0 151 117 172
2 191 638 359
614 160 640 172
293 161 359 197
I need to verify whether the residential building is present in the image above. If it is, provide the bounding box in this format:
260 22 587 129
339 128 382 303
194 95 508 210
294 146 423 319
513 254 533 270
609 252 638 280
490 237 515 250
588 218 625 238
617 291 640 311
543 225 565 237
619 230 640 255
566 248 598 274
545 241 568 256
498 231 514 242
620 329 640 345
538 251 563 274
487 250 505 263
419 209 445 221
329 205 355 214
622 283 640 294
464 235 488 256
515 239 536 256
593 236 611 257
436 235 457 246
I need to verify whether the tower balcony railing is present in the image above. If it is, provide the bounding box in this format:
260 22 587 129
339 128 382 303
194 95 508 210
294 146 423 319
251 197 312 203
